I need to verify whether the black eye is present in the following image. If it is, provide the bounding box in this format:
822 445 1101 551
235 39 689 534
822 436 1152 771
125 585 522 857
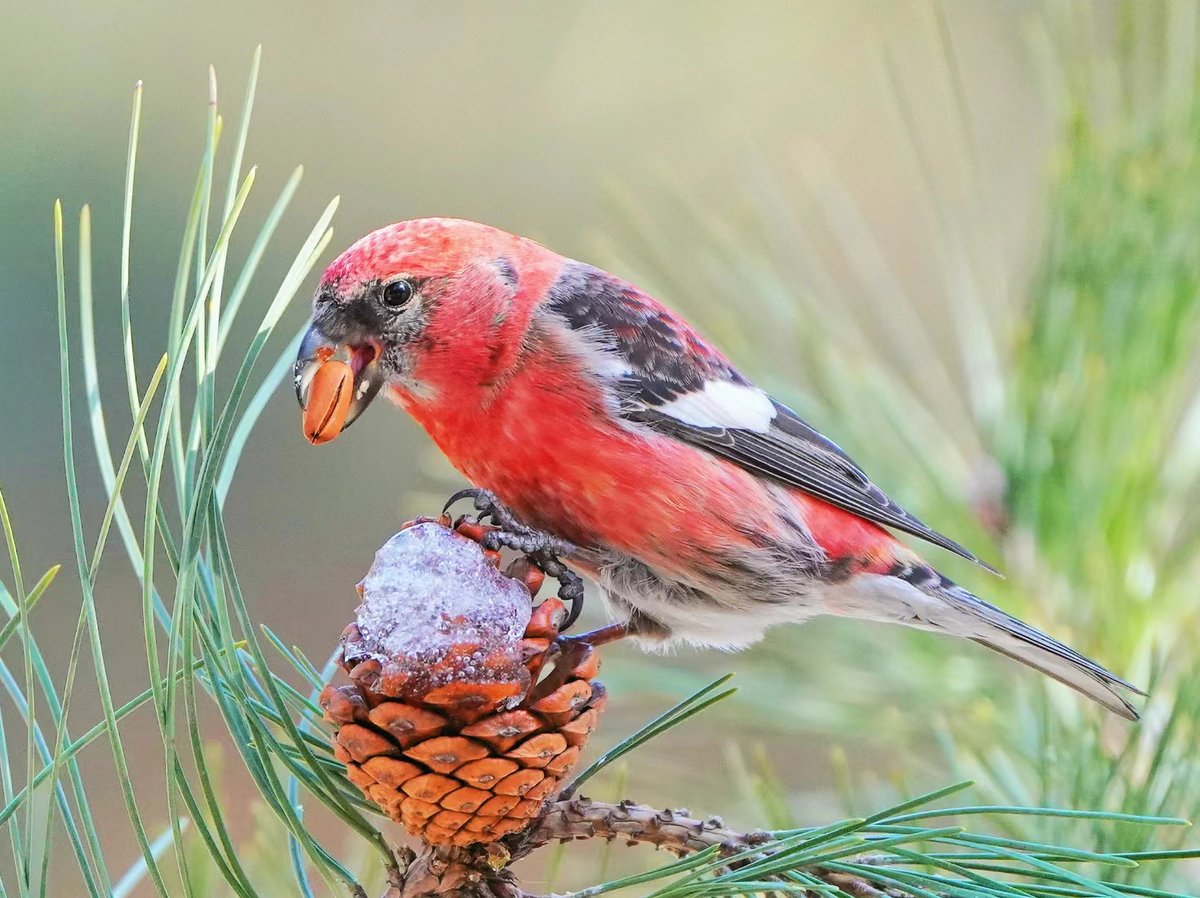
381 279 414 309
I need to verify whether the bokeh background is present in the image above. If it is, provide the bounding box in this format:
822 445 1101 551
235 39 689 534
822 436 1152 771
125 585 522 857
4 1 1200 894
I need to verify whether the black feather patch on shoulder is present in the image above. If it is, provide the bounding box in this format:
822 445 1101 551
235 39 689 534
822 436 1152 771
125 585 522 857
544 261 744 406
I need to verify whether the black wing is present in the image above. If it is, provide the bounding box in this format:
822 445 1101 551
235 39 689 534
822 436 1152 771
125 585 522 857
542 259 994 572
625 399 996 572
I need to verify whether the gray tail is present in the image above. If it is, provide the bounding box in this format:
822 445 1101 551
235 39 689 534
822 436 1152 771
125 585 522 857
890 565 1144 720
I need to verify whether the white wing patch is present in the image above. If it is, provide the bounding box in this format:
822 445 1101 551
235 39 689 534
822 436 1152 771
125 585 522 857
656 380 777 433
544 315 633 379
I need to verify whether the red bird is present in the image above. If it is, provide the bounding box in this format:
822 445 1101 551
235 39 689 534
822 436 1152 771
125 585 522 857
296 217 1140 719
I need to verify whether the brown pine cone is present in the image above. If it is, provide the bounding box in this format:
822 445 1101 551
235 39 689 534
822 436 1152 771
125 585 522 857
321 517 605 848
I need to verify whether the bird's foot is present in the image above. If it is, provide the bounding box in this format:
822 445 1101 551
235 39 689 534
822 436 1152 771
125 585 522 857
444 487 586 629
443 487 574 553
445 487 525 535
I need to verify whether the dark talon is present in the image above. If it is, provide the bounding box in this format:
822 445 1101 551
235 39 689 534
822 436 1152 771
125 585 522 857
556 569 585 629
443 487 488 516
445 485 508 526
444 487 531 533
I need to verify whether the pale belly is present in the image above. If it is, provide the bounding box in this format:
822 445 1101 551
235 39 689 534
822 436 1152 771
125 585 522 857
590 543 829 649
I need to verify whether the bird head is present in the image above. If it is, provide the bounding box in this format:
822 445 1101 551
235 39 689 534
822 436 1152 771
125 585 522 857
295 218 546 439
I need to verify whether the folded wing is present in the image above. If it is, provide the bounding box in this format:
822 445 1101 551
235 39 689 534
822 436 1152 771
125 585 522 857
542 260 992 571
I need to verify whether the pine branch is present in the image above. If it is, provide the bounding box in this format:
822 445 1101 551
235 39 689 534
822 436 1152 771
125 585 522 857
524 796 769 857
375 796 920 898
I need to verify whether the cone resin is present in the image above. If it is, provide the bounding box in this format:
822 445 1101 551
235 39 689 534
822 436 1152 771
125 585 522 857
321 517 605 847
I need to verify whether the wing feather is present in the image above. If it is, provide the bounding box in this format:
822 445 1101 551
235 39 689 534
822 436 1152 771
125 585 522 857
542 259 994 571
625 403 994 571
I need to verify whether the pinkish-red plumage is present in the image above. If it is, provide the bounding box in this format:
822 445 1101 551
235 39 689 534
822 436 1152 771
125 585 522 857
301 218 1140 719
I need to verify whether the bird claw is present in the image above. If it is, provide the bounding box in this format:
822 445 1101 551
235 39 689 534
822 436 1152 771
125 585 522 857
445 488 542 537
544 564 585 629
443 486 502 520
444 487 585 630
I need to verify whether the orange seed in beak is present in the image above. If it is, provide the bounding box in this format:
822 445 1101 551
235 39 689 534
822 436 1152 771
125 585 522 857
303 357 354 444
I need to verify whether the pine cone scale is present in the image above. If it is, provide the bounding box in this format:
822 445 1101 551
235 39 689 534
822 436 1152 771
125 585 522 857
454 758 520 788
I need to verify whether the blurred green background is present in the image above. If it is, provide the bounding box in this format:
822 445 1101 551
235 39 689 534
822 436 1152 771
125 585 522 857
5 1 1200 894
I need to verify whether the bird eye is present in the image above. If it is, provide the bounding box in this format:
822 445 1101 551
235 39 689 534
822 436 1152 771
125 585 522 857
381 279 414 309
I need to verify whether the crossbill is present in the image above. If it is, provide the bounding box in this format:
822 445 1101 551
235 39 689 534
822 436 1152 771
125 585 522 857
296 217 1140 719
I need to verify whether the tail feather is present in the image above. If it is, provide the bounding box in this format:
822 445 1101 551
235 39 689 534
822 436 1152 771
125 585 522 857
970 634 1140 720
842 562 1143 720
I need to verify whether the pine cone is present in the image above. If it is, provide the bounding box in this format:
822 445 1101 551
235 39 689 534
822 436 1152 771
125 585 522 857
321 516 605 848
